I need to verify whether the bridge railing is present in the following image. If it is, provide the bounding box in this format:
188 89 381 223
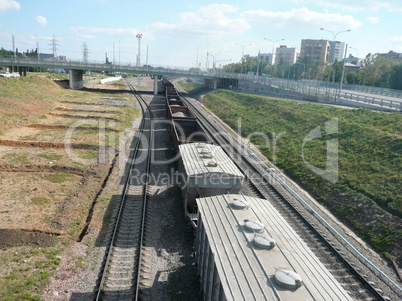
252 76 402 111
0 57 218 78
1 56 402 110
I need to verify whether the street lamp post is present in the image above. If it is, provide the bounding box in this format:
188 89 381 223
35 34 40 60
320 28 351 84
207 51 222 70
336 43 348 103
264 38 284 65
295 62 306 80
320 28 351 41
320 28 351 103
235 43 251 73
207 51 215 70
320 28 351 63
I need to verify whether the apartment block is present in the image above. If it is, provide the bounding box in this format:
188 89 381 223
300 39 330 65
275 45 299 65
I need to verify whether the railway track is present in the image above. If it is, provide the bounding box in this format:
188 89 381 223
94 79 154 300
176 84 401 300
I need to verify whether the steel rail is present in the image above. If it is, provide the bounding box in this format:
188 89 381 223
95 79 153 300
125 79 154 301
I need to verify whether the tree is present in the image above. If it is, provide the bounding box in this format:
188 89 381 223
220 51 402 91
389 64 402 90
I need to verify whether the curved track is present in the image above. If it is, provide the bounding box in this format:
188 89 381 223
175 83 401 301
95 79 154 300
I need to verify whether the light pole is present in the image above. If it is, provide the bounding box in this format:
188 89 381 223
235 43 251 73
216 59 231 69
207 51 214 70
320 28 351 84
207 51 222 70
35 34 40 60
264 38 284 65
336 43 348 103
295 62 306 80
320 28 351 41
320 28 351 102
348 46 360 64
320 28 351 62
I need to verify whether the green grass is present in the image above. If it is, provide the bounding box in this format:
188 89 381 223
203 89 402 260
2 153 30 164
41 172 74 183
31 197 50 206
178 81 204 93
37 152 63 161
0 247 61 301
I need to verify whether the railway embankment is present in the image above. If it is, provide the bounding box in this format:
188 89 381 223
197 88 402 267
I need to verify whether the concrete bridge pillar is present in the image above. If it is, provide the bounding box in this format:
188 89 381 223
153 76 158 95
205 79 218 89
68 69 84 90
18 67 27 76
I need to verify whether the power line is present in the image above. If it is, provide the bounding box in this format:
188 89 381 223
82 42 89 62
136 33 142 67
50 34 59 58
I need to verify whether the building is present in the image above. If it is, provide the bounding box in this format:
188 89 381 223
275 45 299 65
328 41 346 63
300 39 330 65
379 50 402 62
258 53 274 64
345 54 363 66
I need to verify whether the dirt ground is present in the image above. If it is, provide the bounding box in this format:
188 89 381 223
0 77 142 300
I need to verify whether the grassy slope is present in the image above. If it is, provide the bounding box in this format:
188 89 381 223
0 76 63 134
203 89 402 261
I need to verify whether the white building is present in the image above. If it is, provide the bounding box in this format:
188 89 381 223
275 45 299 65
328 41 346 63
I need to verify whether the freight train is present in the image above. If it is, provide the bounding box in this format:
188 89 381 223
162 78 353 301
163 78 244 218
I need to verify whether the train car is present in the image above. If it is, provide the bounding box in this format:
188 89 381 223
195 194 354 301
178 143 244 223
165 85 179 100
168 105 196 120
166 90 179 101
167 99 185 107
163 79 212 150
171 119 212 151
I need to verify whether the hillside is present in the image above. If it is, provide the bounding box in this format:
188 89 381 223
201 89 402 263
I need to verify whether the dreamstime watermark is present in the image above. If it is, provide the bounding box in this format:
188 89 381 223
63 116 339 184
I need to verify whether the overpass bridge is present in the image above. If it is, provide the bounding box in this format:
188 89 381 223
0 57 239 93
1 56 401 111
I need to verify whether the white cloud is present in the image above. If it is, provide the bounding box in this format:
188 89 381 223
0 0 20 14
70 26 140 38
290 0 402 11
35 16 47 26
366 17 379 24
149 4 250 40
241 7 361 30
390 36 402 42
70 4 250 43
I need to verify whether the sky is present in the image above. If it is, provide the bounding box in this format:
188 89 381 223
1 0 402 69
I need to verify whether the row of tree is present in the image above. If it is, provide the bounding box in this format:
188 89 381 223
0 47 39 58
221 53 402 90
